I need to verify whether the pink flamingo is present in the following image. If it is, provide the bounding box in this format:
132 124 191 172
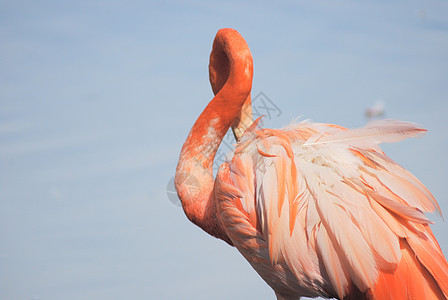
175 28 448 299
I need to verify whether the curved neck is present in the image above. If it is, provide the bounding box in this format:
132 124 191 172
175 29 253 243
209 34 254 142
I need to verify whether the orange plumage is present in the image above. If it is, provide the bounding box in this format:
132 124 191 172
175 28 448 299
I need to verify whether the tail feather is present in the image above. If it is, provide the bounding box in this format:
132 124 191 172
406 226 448 299
372 239 447 300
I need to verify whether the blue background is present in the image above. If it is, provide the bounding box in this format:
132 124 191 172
1 1 447 299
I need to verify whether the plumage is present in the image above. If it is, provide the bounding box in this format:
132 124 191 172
175 28 448 299
302 119 426 149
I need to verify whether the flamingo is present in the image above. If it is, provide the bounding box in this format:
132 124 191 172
174 28 448 299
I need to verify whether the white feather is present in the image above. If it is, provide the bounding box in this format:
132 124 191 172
302 119 426 148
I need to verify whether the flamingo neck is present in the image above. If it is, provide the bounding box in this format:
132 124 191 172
175 29 253 244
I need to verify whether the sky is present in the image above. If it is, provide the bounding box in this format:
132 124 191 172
1 1 448 299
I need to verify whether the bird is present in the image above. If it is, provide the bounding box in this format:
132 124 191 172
174 28 448 299
365 100 385 119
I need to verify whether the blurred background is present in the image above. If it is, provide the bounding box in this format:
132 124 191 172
1 1 447 299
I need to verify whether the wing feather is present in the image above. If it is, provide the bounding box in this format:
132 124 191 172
316 225 350 298
221 119 447 299
303 119 426 149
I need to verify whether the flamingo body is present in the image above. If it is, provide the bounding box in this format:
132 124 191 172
216 120 447 299
175 28 448 299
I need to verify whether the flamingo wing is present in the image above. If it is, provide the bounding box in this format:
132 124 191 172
215 119 448 299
